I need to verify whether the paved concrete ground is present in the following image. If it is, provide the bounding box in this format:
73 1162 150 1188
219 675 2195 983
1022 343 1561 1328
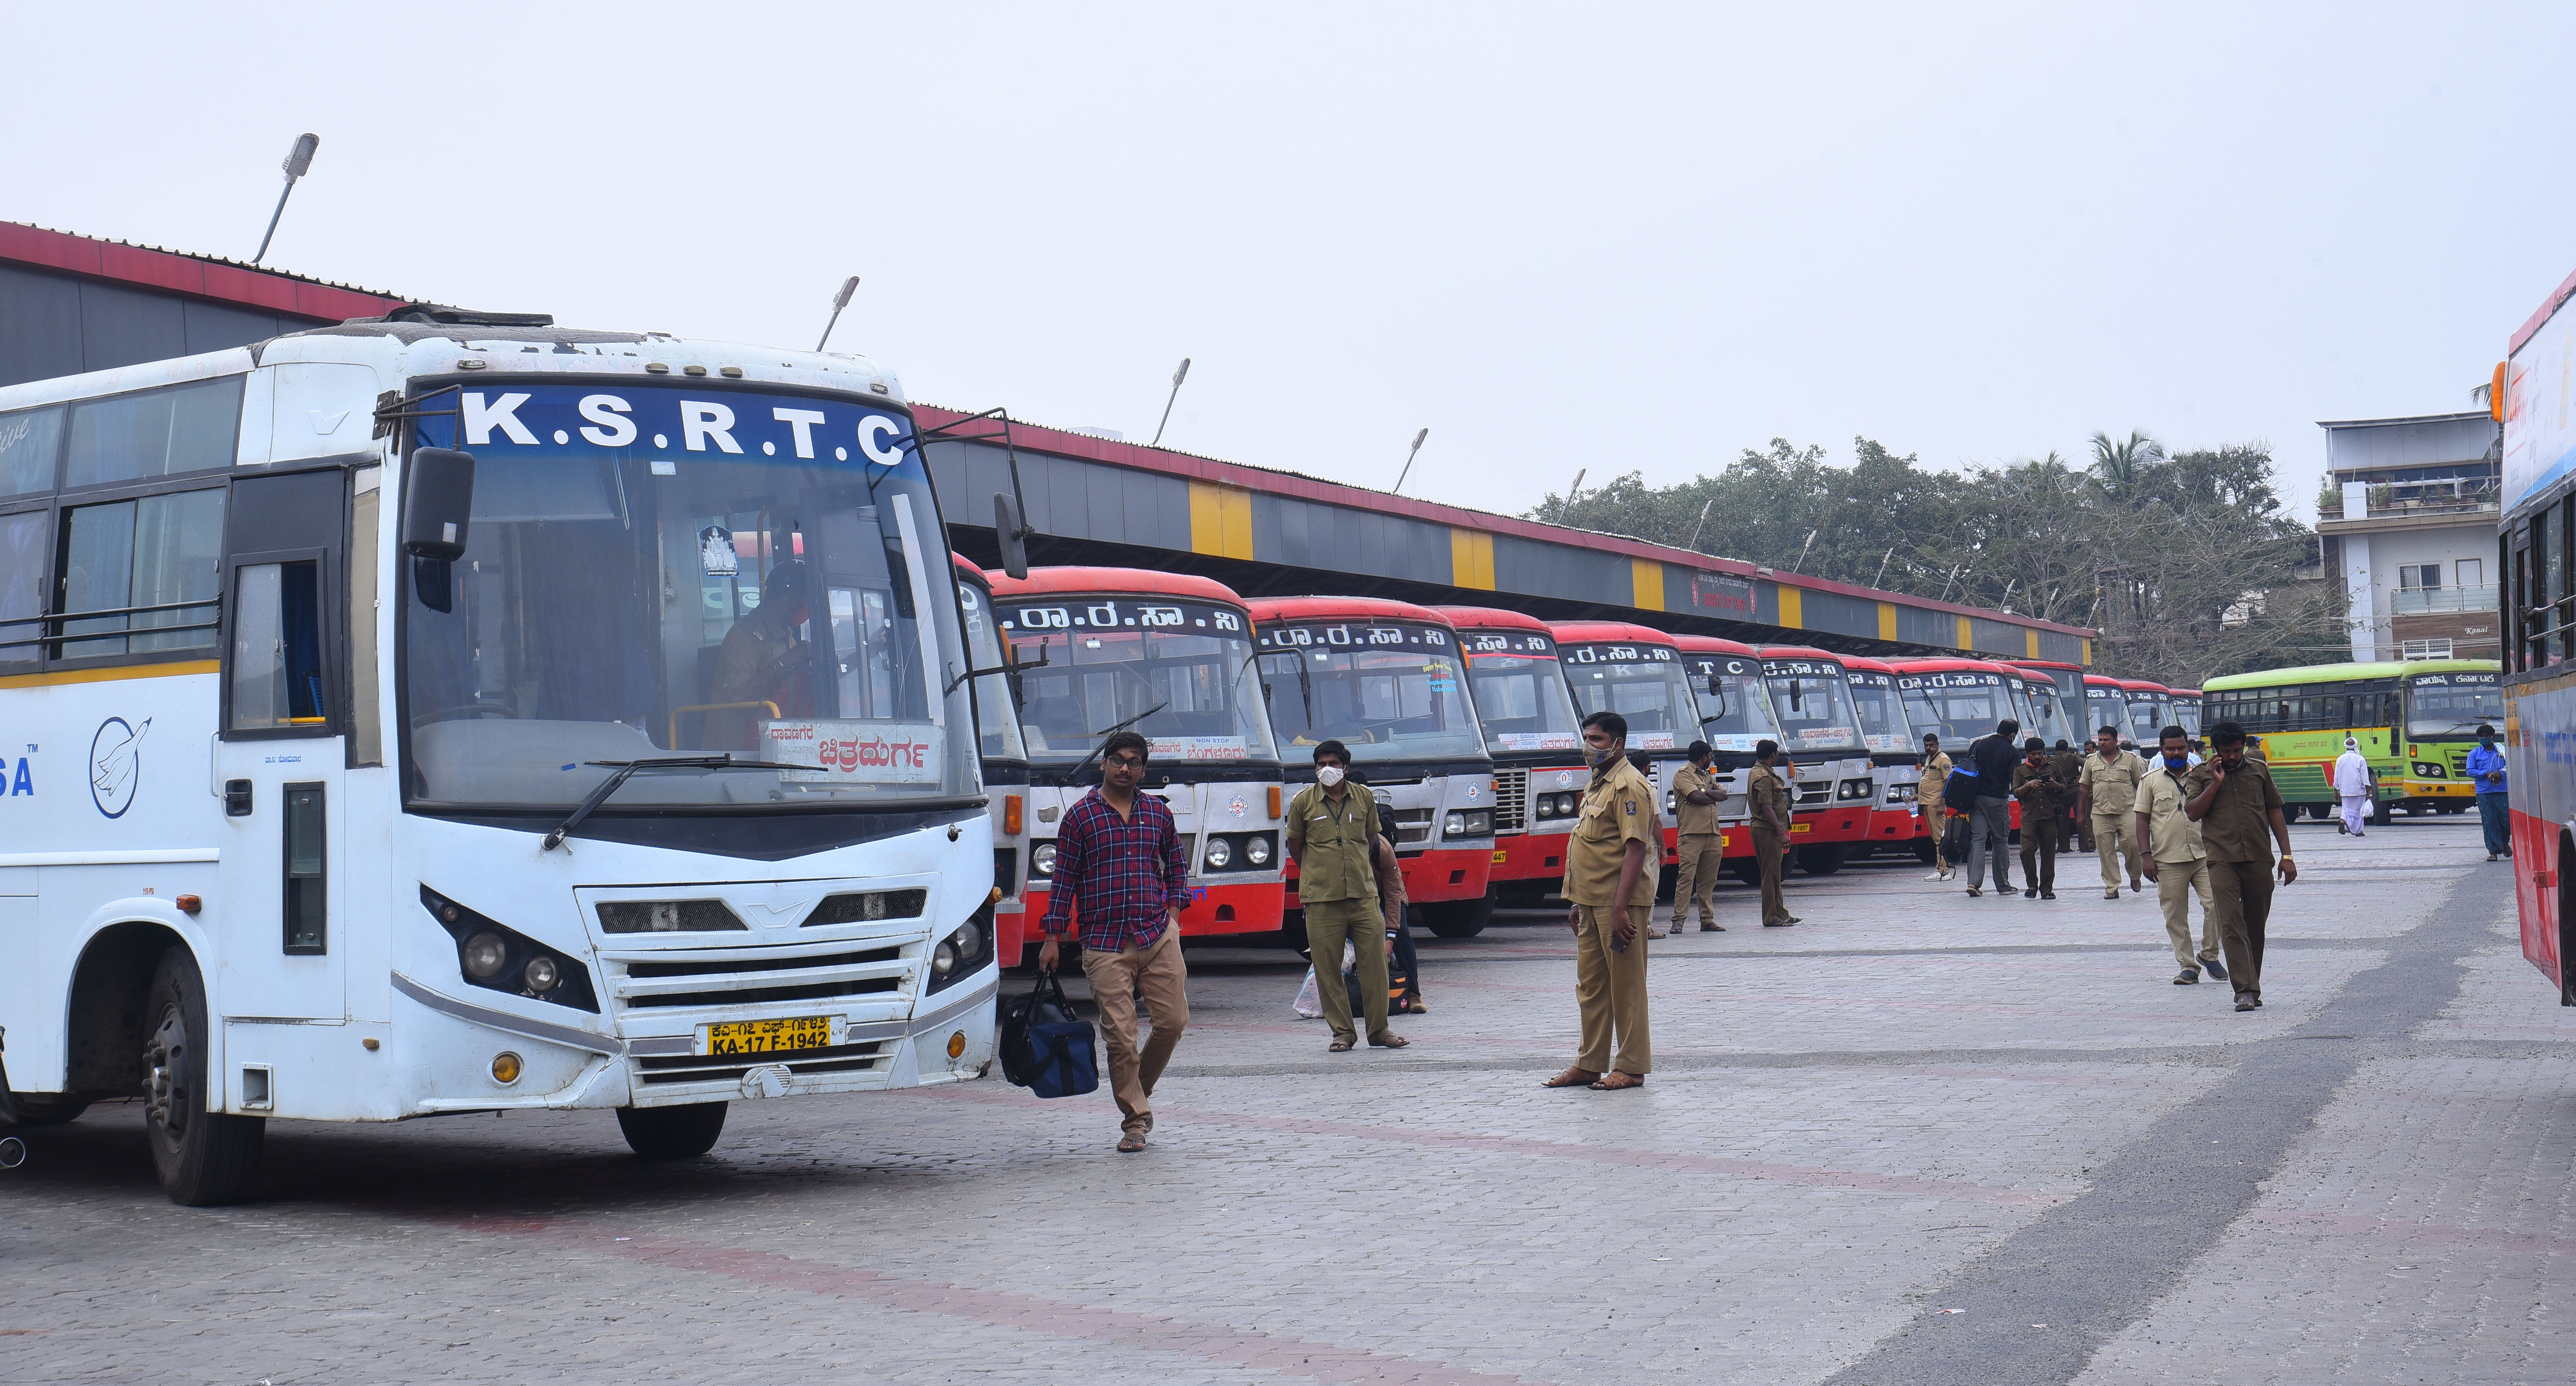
3 815 2567 1384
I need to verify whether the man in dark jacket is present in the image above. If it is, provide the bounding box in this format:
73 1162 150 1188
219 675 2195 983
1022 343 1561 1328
1961 719 2021 898
2012 736 2071 898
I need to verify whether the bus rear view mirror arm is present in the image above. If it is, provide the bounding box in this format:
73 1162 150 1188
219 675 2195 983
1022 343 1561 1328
402 447 477 561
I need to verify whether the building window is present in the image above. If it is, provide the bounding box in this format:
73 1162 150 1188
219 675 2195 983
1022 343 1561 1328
2401 638 2454 660
2397 563 2443 590
2457 557 2484 588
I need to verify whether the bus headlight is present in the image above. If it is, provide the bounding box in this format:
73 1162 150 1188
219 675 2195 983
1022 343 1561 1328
927 916 989 993
462 933 509 979
1245 834 1274 866
1444 812 1467 837
1465 809 1492 835
2412 763 2444 778
522 955 561 993
933 941 957 976
1204 836 1233 870
1031 841 1057 877
1837 779 1873 800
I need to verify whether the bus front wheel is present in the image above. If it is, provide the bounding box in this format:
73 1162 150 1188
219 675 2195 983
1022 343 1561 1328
1422 895 1494 939
1796 845 1848 876
617 1102 728 1159
141 946 265 1207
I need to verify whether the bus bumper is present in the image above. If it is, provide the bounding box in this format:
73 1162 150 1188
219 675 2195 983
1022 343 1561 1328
1403 846 1494 904
1493 827 1572 884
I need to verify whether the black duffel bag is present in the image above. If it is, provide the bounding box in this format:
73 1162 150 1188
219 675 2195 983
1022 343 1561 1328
999 970 1099 1099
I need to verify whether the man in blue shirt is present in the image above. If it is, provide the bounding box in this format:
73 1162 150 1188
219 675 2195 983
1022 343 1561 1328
2466 723 2511 862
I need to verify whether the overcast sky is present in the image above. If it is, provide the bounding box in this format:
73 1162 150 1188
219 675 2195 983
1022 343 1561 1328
9 3 2573 528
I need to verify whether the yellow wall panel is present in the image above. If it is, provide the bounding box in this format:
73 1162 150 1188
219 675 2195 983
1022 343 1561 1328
1630 559 1664 613
1957 616 1974 650
2025 628 2040 659
1450 528 1496 590
2082 638 2093 666
1876 601 1897 641
1777 585 1803 629
1187 481 1255 559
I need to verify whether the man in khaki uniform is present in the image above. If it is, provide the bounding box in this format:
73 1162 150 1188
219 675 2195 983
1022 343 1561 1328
2136 724 2228 986
1669 740 1729 932
1285 740 1407 1052
1544 711 1657 1091
1916 733 1954 881
1748 740 1798 926
2075 724 2148 899
2185 721 2297 1011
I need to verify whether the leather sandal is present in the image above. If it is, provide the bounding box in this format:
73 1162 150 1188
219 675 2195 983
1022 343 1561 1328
1589 1071 1646 1091
1117 1132 1147 1153
1542 1067 1601 1088
1368 1032 1410 1049
1328 1038 1355 1053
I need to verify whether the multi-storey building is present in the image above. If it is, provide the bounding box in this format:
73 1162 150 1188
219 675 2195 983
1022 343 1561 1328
2317 410 2502 662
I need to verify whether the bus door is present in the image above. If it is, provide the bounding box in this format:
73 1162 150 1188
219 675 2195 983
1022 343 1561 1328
214 467 350 1021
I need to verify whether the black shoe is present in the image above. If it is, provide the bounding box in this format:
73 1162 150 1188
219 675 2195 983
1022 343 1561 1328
1966 886 1982 897
2040 890 2055 899
2024 887 2037 898
2235 998 2257 1012
2253 996 2263 1007
2174 968 2200 984
2202 957 2228 981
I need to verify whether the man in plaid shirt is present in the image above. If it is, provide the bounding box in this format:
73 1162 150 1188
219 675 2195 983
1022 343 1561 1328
1039 731 1193 1152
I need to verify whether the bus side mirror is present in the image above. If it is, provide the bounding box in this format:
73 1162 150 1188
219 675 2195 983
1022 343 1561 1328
402 448 476 561
993 493 1031 580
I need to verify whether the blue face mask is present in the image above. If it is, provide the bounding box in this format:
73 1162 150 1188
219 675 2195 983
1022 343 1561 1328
2164 754 2190 772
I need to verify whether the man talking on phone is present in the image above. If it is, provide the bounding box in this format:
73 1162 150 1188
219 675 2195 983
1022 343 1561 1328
2182 720 2298 1012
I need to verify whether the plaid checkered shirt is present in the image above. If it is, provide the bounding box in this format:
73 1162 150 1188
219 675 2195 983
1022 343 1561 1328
1038 787 1191 952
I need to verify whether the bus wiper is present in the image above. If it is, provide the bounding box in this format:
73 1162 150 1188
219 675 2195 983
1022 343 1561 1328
1064 702 1172 782
541 754 806 852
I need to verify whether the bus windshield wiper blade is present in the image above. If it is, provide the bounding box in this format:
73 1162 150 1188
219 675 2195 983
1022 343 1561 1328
541 754 808 851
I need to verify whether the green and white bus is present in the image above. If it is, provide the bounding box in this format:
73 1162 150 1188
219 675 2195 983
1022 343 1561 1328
2198 659 2501 820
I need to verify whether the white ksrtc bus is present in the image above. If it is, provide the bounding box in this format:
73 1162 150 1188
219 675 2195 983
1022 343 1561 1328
0 312 1002 1203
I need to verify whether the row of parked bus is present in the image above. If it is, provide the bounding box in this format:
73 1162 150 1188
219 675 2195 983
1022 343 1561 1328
957 563 2216 966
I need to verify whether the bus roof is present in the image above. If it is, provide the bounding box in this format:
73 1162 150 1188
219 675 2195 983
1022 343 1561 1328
2169 688 2202 698
2197 658 2500 692
1431 605 1550 633
1890 657 2015 677
2083 674 2127 689
1249 595 1453 626
2008 658 2086 672
1550 620 1679 648
2116 679 2170 695
1669 633 1762 656
1840 654 1900 675
951 553 991 591
990 566 1248 605
1757 644 1847 665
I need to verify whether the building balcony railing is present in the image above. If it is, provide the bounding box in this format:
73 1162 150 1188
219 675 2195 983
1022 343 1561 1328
2390 584 2498 615
2322 488 2501 521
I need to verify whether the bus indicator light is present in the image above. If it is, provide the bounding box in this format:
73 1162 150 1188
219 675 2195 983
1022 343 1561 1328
491 1053 523 1085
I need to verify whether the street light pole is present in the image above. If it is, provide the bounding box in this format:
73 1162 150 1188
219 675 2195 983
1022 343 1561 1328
1151 357 1191 447
814 276 860 352
1391 428 1430 494
1556 468 1588 525
251 133 320 265
1686 498 1714 552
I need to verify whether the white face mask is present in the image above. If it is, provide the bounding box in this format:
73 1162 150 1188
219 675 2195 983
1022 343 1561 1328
1316 765 1345 788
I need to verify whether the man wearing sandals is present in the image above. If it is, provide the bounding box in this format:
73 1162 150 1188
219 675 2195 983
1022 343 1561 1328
1546 711 1656 1093
1285 741 1409 1053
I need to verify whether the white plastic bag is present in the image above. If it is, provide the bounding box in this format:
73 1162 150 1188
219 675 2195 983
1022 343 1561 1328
1291 941 1358 1018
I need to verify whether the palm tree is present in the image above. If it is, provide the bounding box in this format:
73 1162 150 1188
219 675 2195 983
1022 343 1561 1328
2087 430 2165 506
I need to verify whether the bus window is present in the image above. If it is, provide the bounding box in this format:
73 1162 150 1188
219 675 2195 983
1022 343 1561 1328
1261 645 1481 760
1016 616 1272 764
1689 658 1780 751
63 377 241 488
2406 678 2503 738
0 510 45 671
229 560 326 730
1465 653 1582 752
59 488 224 659
0 404 63 497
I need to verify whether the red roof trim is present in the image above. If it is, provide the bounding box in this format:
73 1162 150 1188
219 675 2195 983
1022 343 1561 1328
1758 645 1847 663
1840 654 1900 673
1431 604 1552 633
1248 596 1452 626
1550 620 1680 648
2510 262 2576 357
1891 657 2014 673
1670 633 1760 655
0 222 408 324
2116 679 2171 694
988 565 1249 605
916 404 2095 639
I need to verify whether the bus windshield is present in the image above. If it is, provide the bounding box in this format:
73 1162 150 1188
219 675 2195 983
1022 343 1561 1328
2084 688 2130 742
2174 697 2203 738
1844 672 1914 752
957 580 1029 764
403 381 975 810
1681 652 1781 752
1462 646 1583 754
1899 669 2012 744
1001 596 1275 766
2405 672 2503 738
1257 620 1484 762
1561 642 1698 751
1763 658 1865 754
2125 693 2167 744
2022 678 2078 747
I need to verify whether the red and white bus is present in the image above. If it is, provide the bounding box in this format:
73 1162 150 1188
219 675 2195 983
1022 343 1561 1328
1840 654 1931 858
2497 262 2576 1004
1757 645 1876 874
2170 688 2204 740
1437 607 1589 911
1552 621 1702 873
955 557 1029 963
992 568 1287 959
1893 657 2036 832
2081 674 2135 747
1251 598 1498 937
1670 634 1782 869
2014 663 2082 750
2117 679 2173 747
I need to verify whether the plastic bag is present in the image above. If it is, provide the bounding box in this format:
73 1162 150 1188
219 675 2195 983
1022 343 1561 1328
1292 941 1357 1017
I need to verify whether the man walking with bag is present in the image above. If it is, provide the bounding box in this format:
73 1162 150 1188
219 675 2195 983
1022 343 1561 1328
2333 736 2375 836
1039 731 1192 1153
1286 740 1409 1053
1670 740 1729 932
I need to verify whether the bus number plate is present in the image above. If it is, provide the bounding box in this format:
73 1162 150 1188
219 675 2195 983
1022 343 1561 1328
702 1015 832 1056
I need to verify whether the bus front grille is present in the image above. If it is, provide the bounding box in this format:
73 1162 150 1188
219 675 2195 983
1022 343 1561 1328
633 1041 887 1086
1389 808 1435 848
1493 769 1527 833
608 944 911 1013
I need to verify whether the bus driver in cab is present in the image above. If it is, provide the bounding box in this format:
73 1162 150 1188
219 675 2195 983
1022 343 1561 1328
710 559 815 744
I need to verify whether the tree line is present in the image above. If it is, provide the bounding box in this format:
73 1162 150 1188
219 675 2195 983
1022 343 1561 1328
1524 433 2348 687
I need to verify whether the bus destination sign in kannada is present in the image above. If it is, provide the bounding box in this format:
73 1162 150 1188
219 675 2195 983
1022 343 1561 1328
1255 622 1452 653
1463 632 1554 657
999 599 1246 636
1562 642 1674 664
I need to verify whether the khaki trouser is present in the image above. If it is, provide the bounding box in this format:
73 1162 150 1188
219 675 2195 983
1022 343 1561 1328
2093 812 2142 889
1752 824 1790 923
2155 857 2220 970
1077 927 1190 1135
1671 832 1723 926
2018 813 2058 893
2208 860 2275 1002
1573 903 1651 1075
1302 896 1390 1044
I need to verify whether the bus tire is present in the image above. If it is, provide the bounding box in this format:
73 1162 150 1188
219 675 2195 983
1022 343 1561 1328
2373 797 2394 827
1795 845 1847 876
141 946 265 1207
1655 864 1678 904
617 1102 728 1159
1730 857 1762 888
1911 838 1937 864
1422 895 1494 939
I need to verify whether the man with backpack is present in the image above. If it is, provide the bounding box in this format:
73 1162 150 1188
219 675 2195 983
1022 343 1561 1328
1954 718 2021 898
